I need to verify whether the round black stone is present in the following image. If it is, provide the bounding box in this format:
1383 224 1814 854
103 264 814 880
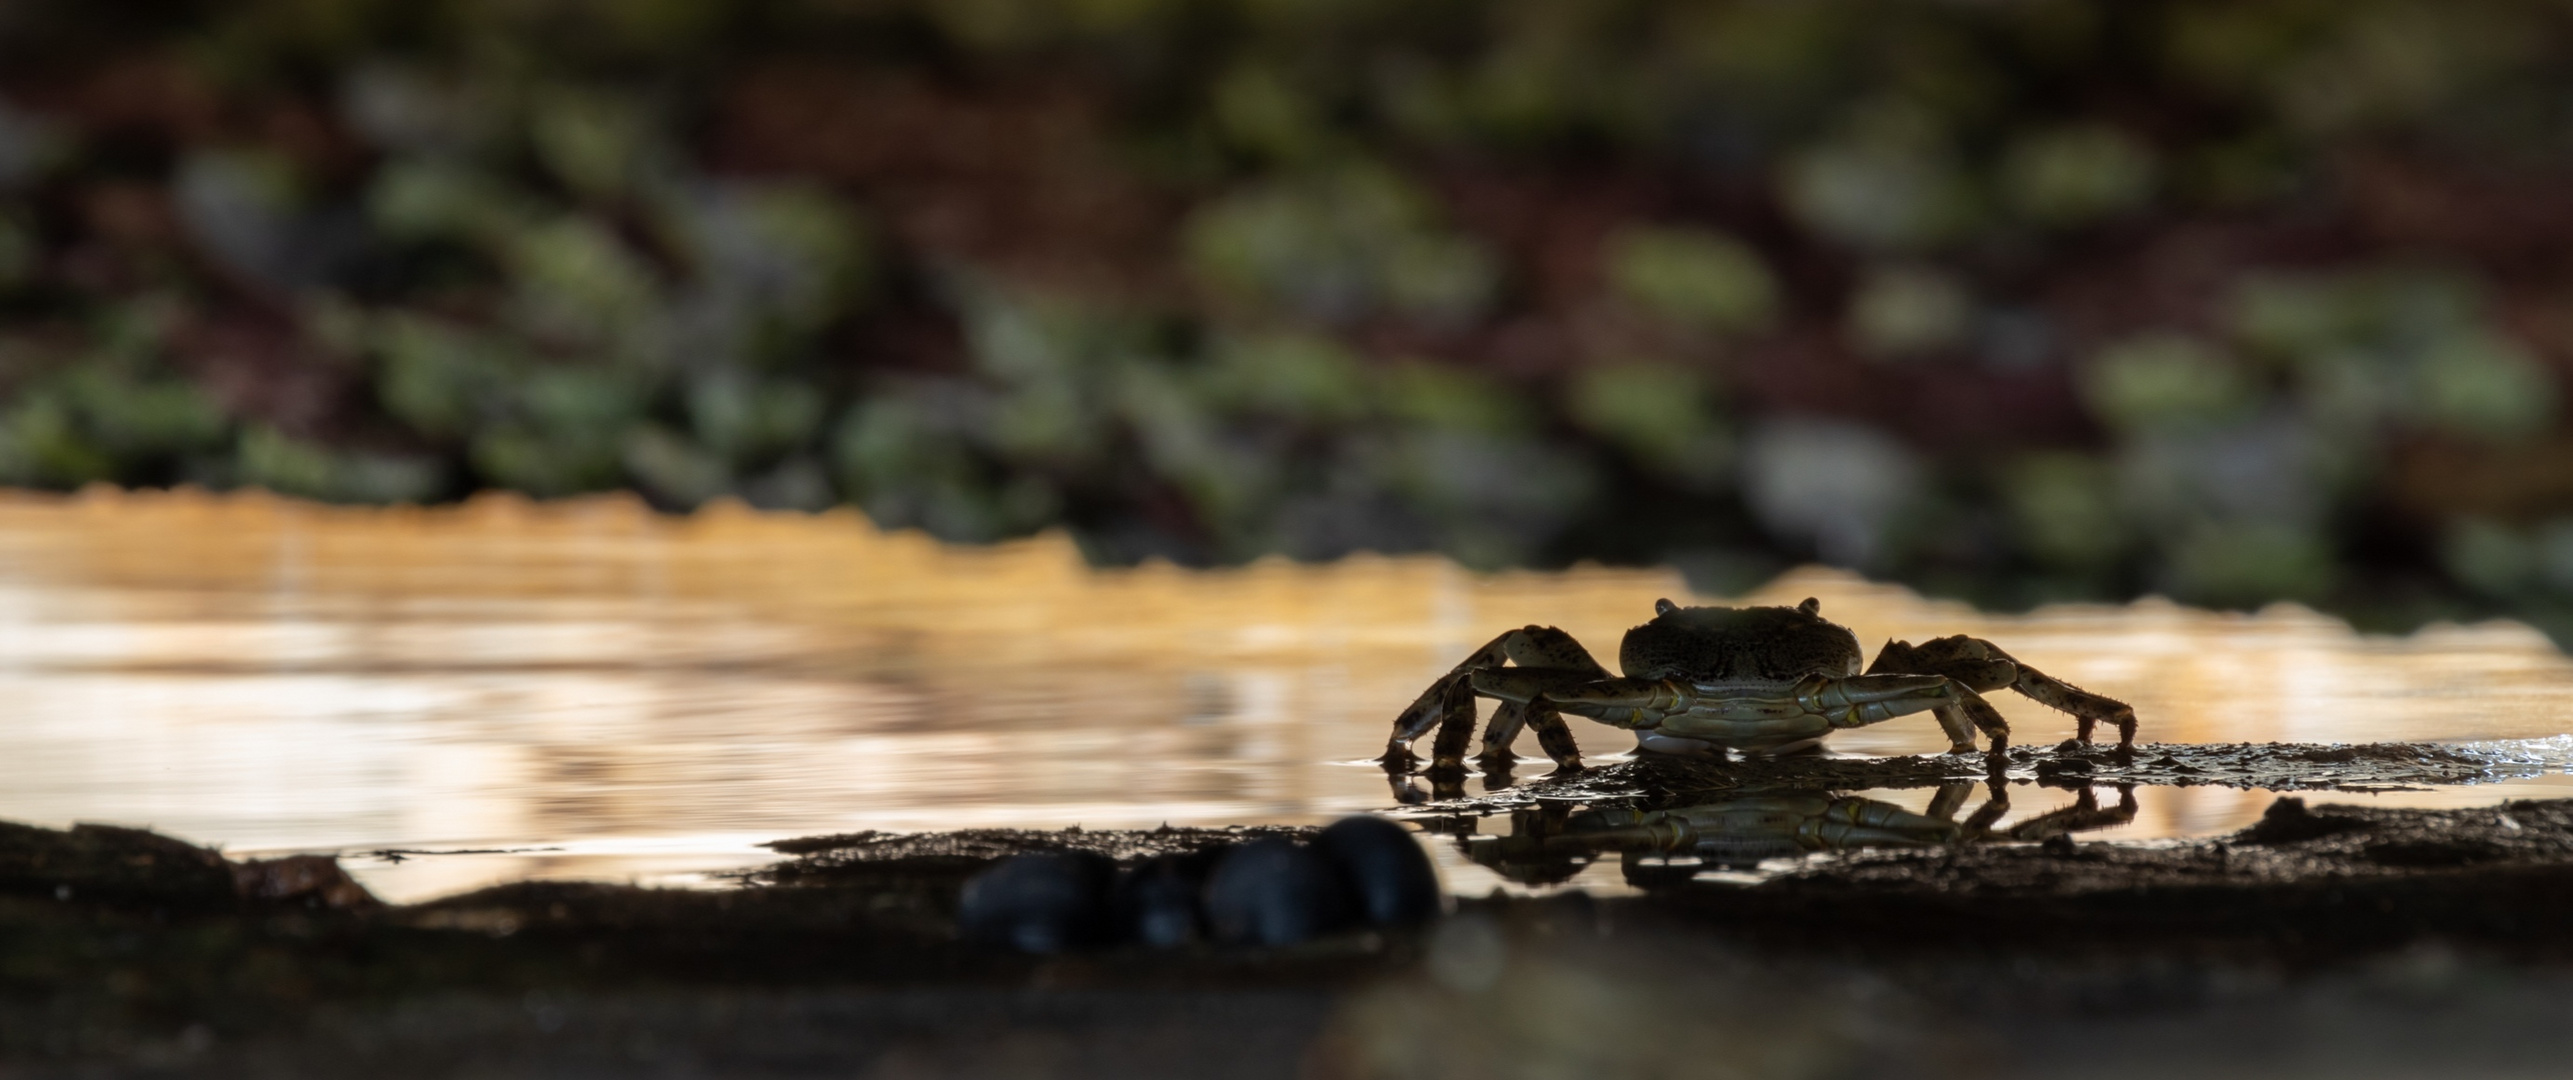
1117 850 1222 948
1313 815 1442 926
957 852 1118 953
1202 838 1355 946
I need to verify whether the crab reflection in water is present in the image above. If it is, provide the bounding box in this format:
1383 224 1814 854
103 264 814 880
1432 781 2137 889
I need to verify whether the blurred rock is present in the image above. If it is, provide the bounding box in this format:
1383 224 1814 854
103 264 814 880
1116 850 1224 948
1202 837 1355 946
1313 816 1442 927
957 852 1118 954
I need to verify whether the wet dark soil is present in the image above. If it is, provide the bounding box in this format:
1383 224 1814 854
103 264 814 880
1664 795 2573 964
1404 740 2525 815
14 745 2573 1077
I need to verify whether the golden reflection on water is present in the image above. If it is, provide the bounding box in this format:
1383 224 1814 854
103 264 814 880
0 487 2569 901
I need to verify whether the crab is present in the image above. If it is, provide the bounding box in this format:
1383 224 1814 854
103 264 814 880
1382 597 2137 775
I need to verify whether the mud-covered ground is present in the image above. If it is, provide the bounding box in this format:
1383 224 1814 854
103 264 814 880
16 743 2573 1078
1394 739 2530 811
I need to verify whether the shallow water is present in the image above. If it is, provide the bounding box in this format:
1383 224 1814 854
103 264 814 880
3 488 2571 902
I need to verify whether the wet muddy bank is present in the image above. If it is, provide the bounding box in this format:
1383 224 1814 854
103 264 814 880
1395 740 2533 812
1646 795 2573 964
17 782 2573 1075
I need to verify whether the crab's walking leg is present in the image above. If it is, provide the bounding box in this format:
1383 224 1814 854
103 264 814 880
1471 669 1603 769
1383 626 1607 771
1876 635 2137 751
1383 634 1507 770
1951 688 2010 760
1424 676 1481 773
1479 700 1531 761
1866 639 2011 755
1993 646 2137 751
1523 701 1585 770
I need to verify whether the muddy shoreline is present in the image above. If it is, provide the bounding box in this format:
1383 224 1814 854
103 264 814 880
14 743 2573 1076
1394 739 2536 812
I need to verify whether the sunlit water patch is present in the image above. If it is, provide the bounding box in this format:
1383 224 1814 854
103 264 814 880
0 488 2570 901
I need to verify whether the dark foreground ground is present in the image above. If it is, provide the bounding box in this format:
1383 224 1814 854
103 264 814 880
14 743 2573 1079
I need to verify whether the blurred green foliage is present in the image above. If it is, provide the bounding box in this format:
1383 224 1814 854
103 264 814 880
1186 167 1498 327
2 0 2573 634
1846 264 1972 360
1604 229 1777 334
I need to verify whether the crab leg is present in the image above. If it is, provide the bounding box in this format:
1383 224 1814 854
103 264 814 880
1479 699 1533 756
1522 701 1585 768
1871 635 2136 752
1384 626 1609 771
1424 676 1481 773
1802 797 1963 848
2001 784 2139 842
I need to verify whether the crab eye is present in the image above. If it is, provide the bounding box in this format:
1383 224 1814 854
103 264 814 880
1654 598 1678 616
1798 597 1821 615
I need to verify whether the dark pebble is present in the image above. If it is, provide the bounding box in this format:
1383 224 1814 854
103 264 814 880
957 852 1118 953
1202 837 1354 946
1312 815 1441 926
1117 849 1223 948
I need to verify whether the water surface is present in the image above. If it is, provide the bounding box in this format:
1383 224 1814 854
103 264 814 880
3 489 2570 901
